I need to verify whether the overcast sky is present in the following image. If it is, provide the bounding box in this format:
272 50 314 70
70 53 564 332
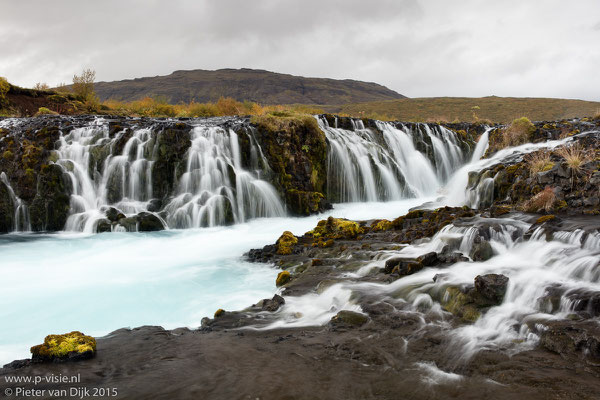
1 0 599 100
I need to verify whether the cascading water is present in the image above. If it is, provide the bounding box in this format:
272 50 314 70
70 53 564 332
0 172 31 231
164 126 285 228
318 116 471 202
52 119 284 232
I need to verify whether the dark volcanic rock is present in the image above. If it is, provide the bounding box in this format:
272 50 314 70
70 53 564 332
474 274 509 305
260 294 285 312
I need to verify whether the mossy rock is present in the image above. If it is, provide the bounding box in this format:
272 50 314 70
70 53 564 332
330 310 368 327
442 287 481 322
276 270 291 287
371 219 392 232
214 309 225 318
535 215 556 224
276 231 298 255
30 331 96 363
307 216 362 241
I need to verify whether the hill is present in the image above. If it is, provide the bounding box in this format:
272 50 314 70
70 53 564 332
91 68 406 105
336 96 600 123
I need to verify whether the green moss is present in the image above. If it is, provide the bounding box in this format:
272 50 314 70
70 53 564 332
276 231 298 255
535 215 555 224
2 150 13 160
276 270 291 287
442 287 481 323
30 331 96 360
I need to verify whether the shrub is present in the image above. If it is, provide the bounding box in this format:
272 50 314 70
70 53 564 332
503 117 536 147
523 186 556 212
0 77 10 106
33 82 50 90
72 68 96 101
526 151 554 175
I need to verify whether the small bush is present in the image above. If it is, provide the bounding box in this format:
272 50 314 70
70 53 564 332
0 77 10 106
523 186 556 212
503 117 536 147
526 151 554 175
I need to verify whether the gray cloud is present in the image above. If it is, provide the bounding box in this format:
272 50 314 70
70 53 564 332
0 0 598 101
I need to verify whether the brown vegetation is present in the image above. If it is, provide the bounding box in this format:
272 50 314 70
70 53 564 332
523 186 556 212
526 151 554 176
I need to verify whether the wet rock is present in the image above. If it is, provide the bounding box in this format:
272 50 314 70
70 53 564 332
474 274 509 305
442 274 509 322
29 164 71 231
117 216 138 231
105 207 125 222
470 240 493 261
330 310 368 327
416 251 439 266
147 198 163 212
261 294 285 312
0 180 15 232
137 212 164 232
539 320 600 361
96 218 112 233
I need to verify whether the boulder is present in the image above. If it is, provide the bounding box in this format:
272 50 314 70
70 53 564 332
30 331 96 363
474 274 509 305
137 212 164 232
261 294 285 312
330 310 368 327
470 240 494 261
105 207 125 222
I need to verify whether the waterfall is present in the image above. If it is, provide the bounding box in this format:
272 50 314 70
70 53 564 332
318 116 470 202
0 172 31 231
53 119 284 232
163 126 285 228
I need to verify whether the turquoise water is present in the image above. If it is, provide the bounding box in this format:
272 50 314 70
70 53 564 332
0 199 427 365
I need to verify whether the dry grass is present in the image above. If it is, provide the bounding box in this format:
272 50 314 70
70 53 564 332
594 108 600 120
526 151 554 175
557 143 590 174
102 97 324 118
523 186 556 212
338 97 600 123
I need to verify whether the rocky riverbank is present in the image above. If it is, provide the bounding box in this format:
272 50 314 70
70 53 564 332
1 115 599 399
2 205 600 399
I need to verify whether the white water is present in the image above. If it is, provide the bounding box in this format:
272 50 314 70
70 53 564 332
55 120 284 232
1 116 597 368
318 117 468 201
0 172 30 231
0 199 425 365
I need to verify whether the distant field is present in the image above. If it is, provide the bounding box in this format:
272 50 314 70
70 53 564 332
334 96 600 123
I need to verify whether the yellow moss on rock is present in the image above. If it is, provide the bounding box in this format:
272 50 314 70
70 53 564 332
214 309 225 318
307 217 362 240
442 287 481 323
371 219 392 232
535 215 556 224
276 231 298 255
30 331 96 361
276 270 291 287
